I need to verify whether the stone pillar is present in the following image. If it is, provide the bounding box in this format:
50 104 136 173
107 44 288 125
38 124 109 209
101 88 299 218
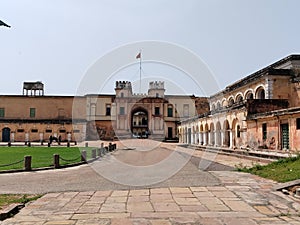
39 133 43 143
229 130 233 148
211 131 215 146
198 132 202 145
203 132 207 145
215 131 218 147
265 78 273 99
25 133 29 142
67 133 71 142
11 132 14 142
221 130 224 147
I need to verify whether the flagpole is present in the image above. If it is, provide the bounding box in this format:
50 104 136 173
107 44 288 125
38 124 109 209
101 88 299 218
139 50 142 94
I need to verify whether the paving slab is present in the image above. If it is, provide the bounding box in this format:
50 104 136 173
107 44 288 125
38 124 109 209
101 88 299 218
1 142 300 224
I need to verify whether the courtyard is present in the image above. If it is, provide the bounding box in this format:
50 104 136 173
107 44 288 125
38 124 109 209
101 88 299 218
0 140 299 224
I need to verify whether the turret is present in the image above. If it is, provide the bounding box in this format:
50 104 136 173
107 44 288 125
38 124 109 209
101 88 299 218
148 81 165 98
115 81 133 97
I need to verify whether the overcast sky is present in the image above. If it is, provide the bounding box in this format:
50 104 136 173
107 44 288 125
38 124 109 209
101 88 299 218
1 0 300 96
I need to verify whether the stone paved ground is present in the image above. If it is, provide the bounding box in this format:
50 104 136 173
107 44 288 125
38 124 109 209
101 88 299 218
1 140 300 224
0 141 245 194
1 171 300 224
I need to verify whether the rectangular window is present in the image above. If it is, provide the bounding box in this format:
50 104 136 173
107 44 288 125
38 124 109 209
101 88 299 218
183 104 189 117
297 118 300 130
73 129 80 133
30 108 36 118
120 107 125 115
17 129 24 133
45 129 52 133
106 104 111 116
262 123 267 140
167 106 173 117
0 108 4 117
31 129 38 133
155 107 160 116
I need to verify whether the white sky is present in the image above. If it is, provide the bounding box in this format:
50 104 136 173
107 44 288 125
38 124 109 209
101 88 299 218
1 0 300 96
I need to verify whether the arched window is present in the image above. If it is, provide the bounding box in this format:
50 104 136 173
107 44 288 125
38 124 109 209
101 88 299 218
256 87 265 99
245 91 254 100
236 95 243 103
217 102 221 109
211 104 216 111
222 100 227 107
228 98 234 107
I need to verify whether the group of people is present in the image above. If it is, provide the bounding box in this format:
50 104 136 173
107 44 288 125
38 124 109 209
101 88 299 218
49 135 62 144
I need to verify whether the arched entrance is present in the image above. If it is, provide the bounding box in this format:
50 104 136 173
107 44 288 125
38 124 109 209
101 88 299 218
2 127 11 142
232 118 240 148
131 108 148 138
224 120 230 147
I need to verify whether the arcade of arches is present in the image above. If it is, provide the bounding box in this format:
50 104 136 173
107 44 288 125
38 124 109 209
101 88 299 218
179 116 245 149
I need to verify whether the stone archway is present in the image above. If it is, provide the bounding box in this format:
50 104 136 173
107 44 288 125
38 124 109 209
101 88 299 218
232 118 240 148
131 107 149 138
223 120 230 147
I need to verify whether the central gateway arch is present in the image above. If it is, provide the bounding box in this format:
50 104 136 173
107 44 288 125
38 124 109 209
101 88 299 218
131 107 149 138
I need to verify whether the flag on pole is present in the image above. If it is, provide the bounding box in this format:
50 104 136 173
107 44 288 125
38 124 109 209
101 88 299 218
136 52 141 59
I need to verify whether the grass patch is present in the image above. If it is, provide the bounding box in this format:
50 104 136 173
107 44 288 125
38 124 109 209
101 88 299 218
238 155 300 182
0 146 95 171
0 194 41 210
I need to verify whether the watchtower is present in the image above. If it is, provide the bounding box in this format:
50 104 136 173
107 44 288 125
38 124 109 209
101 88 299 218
148 81 165 98
115 81 133 97
23 81 44 96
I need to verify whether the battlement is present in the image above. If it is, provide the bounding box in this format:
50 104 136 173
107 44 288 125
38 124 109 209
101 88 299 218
115 81 132 89
132 93 147 97
149 81 164 90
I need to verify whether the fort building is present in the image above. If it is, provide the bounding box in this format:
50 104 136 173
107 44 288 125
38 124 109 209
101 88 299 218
179 54 300 152
0 81 208 143
2 54 300 152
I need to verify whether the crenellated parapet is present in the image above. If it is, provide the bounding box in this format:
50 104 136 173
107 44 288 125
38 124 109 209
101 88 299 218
132 93 147 97
148 81 165 97
149 81 164 90
115 81 133 97
115 81 132 90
